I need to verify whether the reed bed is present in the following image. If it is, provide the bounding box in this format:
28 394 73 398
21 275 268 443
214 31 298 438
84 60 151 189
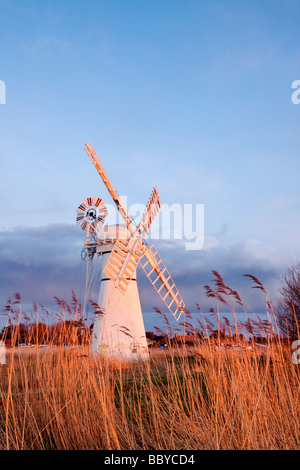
0 338 299 450
0 271 299 450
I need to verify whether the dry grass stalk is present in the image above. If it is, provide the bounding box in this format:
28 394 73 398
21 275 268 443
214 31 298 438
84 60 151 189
0 274 299 450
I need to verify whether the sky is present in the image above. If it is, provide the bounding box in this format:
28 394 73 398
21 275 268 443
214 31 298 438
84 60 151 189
0 0 300 332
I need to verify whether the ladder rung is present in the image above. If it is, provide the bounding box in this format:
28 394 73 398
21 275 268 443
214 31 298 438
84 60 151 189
114 245 127 257
107 256 122 268
105 263 119 276
116 238 129 248
109 256 123 268
157 283 166 294
152 276 161 286
118 285 127 294
112 251 125 263
163 291 170 301
119 277 128 287
124 268 135 278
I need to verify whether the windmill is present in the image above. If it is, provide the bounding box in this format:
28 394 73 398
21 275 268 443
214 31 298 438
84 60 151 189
77 142 185 361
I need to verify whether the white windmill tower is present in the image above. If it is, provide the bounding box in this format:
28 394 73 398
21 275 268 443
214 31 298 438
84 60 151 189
76 142 185 361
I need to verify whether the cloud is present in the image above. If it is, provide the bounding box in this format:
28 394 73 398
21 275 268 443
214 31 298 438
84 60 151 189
0 223 294 331
0 224 84 320
134 239 291 323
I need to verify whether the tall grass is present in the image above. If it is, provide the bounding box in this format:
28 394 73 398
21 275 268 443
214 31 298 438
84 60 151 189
0 272 299 450
1 341 299 449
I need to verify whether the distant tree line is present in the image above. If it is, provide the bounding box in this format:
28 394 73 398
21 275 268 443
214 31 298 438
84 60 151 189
0 320 92 347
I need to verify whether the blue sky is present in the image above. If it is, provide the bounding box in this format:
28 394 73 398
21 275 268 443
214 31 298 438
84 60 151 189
0 0 300 330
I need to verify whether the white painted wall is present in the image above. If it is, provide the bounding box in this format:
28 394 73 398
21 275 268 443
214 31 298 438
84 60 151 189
92 250 149 361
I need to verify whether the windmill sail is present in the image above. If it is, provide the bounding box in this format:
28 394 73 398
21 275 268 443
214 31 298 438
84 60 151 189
139 245 185 321
103 185 161 293
84 141 185 321
103 237 145 294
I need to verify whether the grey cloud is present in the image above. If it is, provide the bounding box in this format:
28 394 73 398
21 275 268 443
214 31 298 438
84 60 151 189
0 224 290 330
0 224 84 317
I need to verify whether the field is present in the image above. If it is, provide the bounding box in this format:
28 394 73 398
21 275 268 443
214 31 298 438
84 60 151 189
0 336 299 450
